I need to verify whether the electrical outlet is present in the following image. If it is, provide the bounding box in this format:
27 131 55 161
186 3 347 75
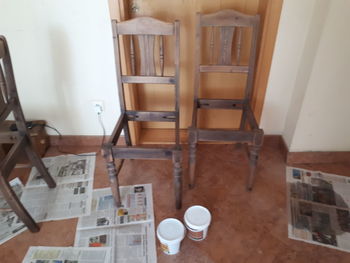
92 100 104 114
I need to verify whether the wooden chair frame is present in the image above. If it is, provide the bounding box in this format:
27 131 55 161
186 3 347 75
188 10 264 189
0 36 56 232
102 17 182 209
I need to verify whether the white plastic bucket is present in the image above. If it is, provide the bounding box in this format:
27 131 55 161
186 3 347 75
157 218 185 255
184 205 211 241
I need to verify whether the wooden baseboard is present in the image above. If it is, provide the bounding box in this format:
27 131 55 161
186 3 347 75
49 133 350 165
287 151 350 164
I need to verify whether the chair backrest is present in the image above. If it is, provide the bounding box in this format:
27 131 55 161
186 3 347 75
111 17 181 145
111 17 180 110
194 9 260 102
0 36 28 135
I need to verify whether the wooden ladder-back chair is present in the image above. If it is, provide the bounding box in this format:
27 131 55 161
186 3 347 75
0 36 56 232
102 17 182 209
188 10 264 190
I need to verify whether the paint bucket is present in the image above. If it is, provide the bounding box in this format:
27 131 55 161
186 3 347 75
184 205 211 241
157 218 185 255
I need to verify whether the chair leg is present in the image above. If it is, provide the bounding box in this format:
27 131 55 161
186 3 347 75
188 130 197 189
173 150 182 209
123 123 132 146
102 144 123 207
0 176 39 232
24 144 56 188
246 145 260 191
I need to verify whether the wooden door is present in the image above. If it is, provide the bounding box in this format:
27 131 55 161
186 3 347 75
109 0 283 144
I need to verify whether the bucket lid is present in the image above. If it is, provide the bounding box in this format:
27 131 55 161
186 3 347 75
184 205 211 229
157 218 185 242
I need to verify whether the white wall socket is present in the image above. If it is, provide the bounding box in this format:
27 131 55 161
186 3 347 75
92 100 104 114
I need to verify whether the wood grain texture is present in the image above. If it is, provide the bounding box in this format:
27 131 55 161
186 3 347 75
109 0 282 142
116 17 174 35
188 9 264 190
104 16 182 209
109 0 140 144
0 36 56 233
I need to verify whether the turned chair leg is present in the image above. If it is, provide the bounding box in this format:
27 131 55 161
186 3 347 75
188 130 197 189
0 177 39 232
103 144 123 207
25 144 56 188
173 150 182 209
246 145 260 191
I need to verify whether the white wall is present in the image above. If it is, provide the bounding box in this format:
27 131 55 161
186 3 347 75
2 0 349 151
261 0 350 152
259 0 317 135
0 0 120 135
289 0 350 151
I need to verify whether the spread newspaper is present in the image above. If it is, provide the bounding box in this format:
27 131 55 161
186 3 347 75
20 154 96 222
75 184 157 262
22 246 111 263
287 166 350 252
0 178 27 245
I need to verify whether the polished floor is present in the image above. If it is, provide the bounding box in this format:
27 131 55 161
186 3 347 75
2 139 350 262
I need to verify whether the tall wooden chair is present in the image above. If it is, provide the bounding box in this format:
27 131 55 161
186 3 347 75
188 10 264 189
0 36 56 232
102 17 182 209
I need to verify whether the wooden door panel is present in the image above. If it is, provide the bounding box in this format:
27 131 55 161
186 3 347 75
109 0 283 143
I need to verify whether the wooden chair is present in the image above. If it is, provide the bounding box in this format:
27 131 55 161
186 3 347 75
188 10 264 189
0 36 56 232
102 17 182 209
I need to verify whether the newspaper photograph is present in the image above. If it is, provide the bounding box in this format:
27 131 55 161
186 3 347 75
77 184 153 230
22 246 111 263
0 178 27 245
287 166 350 252
26 154 96 187
74 222 156 263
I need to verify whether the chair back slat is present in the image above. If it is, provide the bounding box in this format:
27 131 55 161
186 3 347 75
159 35 164 76
209 27 215 64
235 27 243 65
218 26 235 65
129 36 136 75
137 35 156 76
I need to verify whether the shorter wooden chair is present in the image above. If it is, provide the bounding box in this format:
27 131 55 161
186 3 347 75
102 17 182 209
188 10 264 190
0 36 56 232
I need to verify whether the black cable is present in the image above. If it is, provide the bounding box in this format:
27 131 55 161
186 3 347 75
41 114 106 157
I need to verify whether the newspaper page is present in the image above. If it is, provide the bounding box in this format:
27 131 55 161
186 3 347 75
20 154 95 222
22 246 111 263
74 222 156 263
77 185 154 229
287 166 350 252
0 178 27 244
75 184 157 263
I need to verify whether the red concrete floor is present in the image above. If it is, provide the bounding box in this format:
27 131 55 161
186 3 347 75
1 139 350 262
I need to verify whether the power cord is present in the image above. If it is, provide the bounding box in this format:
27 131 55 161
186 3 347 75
24 114 106 157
